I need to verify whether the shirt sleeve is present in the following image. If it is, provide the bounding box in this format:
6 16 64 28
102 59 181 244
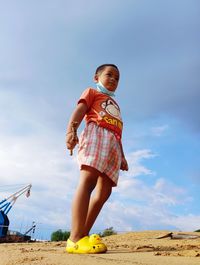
77 88 95 109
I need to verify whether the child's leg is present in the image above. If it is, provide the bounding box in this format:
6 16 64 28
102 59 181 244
84 174 113 236
69 165 99 243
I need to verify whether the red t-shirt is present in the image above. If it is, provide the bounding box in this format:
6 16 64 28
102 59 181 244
78 88 123 139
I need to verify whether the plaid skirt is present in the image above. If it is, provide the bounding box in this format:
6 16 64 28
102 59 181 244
77 122 122 186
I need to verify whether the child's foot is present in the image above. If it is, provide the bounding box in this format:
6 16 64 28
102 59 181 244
66 235 107 254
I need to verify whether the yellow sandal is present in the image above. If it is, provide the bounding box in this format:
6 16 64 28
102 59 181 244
66 234 107 254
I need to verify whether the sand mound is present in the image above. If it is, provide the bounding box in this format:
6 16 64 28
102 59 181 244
0 231 199 265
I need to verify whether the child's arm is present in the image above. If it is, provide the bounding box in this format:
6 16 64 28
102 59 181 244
66 102 88 154
119 140 128 171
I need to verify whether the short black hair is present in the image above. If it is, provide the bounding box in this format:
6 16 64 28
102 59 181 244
95 64 119 75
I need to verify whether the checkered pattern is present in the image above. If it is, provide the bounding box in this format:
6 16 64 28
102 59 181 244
77 122 122 186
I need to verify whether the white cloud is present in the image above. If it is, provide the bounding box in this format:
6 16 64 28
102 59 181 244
125 149 156 177
164 214 200 231
115 175 189 208
0 123 79 232
0 135 198 236
98 187 198 232
151 124 169 137
102 152 195 232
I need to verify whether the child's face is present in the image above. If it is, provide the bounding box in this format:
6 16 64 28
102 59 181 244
94 66 120 92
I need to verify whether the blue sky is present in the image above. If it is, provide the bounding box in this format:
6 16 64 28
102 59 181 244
0 0 200 239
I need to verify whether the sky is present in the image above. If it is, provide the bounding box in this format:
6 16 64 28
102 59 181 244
0 0 200 240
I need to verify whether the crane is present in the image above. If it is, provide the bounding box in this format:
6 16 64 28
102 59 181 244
0 184 32 238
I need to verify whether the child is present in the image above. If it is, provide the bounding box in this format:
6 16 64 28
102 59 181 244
66 64 128 254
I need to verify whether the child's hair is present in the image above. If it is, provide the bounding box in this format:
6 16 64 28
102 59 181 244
95 64 119 75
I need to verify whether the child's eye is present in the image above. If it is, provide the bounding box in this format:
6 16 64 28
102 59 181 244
108 99 114 105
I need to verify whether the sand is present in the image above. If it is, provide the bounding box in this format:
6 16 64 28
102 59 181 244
0 231 200 265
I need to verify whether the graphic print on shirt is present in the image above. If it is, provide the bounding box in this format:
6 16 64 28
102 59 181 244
99 98 123 132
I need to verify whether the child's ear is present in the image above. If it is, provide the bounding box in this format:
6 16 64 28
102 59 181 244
93 74 98 83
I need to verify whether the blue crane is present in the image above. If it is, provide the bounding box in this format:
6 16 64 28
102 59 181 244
0 184 32 238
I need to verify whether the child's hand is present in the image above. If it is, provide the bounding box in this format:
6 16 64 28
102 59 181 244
66 132 79 152
120 157 128 171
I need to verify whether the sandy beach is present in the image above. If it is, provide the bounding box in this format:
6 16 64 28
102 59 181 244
0 231 200 265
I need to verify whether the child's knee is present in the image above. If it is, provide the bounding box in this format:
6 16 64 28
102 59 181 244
96 188 112 204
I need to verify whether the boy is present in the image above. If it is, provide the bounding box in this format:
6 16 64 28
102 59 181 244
66 64 128 254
